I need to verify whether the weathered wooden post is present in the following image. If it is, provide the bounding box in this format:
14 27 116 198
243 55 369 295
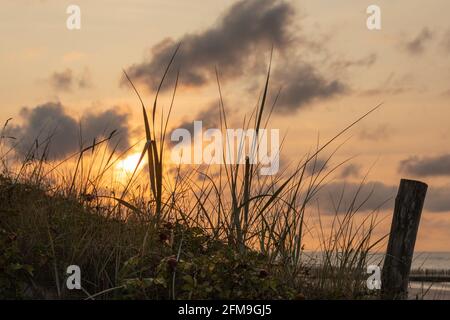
381 179 428 299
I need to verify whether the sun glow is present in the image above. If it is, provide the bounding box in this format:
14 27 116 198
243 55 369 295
116 153 143 174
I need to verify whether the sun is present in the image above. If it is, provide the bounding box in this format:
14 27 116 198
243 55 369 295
116 153 143 174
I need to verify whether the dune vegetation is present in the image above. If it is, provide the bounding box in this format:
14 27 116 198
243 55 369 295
0 51 384 300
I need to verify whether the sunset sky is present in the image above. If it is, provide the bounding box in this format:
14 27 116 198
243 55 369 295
1 0 450 251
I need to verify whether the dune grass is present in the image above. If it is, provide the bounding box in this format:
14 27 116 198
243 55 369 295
0 51 385 300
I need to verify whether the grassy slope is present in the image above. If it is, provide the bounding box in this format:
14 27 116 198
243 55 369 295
0 176 306 300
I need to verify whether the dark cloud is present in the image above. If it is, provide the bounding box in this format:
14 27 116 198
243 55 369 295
49 68 93 91
399 154 450 177
124 0 294 91
123 0 349 113
403 28 433 55
10 102 130 160
274 63 347 112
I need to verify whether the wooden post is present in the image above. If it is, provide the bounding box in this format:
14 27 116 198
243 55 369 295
381 179 428 299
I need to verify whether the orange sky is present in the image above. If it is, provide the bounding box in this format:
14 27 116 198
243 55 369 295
1 0 450 251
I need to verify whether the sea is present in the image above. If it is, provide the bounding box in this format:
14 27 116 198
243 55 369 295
302 251 450 299
407 252 450 300
409 252 450 270
301 251 450 270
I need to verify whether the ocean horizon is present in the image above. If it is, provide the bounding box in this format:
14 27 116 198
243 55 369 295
301 251 450 270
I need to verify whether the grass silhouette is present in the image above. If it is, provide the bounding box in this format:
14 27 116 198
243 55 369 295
0 50 385 300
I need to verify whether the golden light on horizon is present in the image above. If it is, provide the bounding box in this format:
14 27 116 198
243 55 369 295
115 152 143 174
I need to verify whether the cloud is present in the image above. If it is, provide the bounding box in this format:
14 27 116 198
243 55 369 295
123 0 348 113
331 53 377 69
274 63 347 112
361 72 416 96
440 29 450 53
426 185 450 212
314 181 396 214
180 102 220 130
314 180 450 214
339 164 361 179
399 154 450 177
169 102 221 146
359 124 391 141
305 158 328 175
77 68 93 89
403 28 433 55
124 0 294 91
10 102 130 160
49 69 74 91
48 68 93 91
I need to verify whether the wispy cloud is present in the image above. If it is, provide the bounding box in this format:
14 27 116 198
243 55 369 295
313 181 396 214
361 73 416 96
359 124 392 141
49 69 74 92
313 180 450 214
339 164 361 179
402 28 433 55
48 68 93 92
426 185 450 212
